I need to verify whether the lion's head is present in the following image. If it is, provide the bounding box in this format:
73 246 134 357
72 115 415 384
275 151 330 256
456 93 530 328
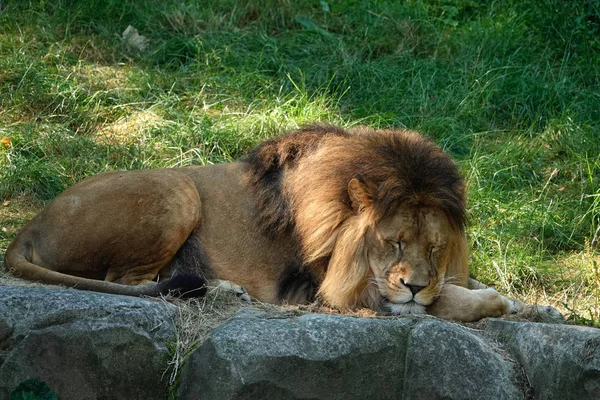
245 124 468 314
341 201 467 314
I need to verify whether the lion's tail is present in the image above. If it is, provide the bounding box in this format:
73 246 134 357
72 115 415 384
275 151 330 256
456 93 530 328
3 234 207 298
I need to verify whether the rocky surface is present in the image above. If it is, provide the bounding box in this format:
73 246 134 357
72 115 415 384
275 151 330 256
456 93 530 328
178 310 523 400
0 285 599 400
179 310 600 400
484 319 600 399
0 286 177 400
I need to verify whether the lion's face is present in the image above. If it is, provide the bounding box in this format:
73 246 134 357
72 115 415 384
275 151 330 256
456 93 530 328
366 207 452 315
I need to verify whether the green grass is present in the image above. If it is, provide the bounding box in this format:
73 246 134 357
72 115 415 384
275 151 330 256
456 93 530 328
1 0 599 325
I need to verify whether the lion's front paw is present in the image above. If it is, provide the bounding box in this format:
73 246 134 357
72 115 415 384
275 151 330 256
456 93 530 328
386 301 427 316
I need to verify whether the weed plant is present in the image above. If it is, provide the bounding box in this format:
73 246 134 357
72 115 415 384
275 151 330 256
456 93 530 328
0 0 599 325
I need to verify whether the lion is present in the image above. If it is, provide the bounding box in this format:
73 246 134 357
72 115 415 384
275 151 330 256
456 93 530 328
4 124 559 322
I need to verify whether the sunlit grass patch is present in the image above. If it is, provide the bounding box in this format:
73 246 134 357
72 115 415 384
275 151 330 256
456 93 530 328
0 196 43 255
557 251 600 326
96 108 172 145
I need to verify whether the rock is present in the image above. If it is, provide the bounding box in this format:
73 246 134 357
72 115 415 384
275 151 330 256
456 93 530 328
403 319 523 399
1 286 598 400
0 286 178 400
484 319 600 400
178 310 524 400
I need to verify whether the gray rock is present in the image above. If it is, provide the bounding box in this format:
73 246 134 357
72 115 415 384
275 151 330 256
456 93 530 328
0 285 178 400
2 286 598 400
403 319 523 399
178 310 523 400
485 319 600 400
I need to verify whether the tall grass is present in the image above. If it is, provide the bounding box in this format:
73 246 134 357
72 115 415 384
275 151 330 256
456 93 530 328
0 0 599 324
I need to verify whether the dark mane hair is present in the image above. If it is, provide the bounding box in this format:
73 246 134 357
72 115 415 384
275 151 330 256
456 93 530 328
242 124 348 236
353 130 466 231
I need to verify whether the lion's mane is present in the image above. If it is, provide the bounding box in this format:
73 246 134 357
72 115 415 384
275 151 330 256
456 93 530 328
243 124 467 309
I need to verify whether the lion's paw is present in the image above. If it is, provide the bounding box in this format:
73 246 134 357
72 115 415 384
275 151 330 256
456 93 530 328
506 297 563 323
212 280 252 303
518 303 564 323
387 302 427 316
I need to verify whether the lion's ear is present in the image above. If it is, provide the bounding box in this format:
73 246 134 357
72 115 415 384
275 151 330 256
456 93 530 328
348 177 376 212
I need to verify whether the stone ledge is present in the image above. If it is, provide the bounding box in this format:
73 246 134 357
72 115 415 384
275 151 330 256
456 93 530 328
179 310 600 400
1 286 598 400
0 286 177 400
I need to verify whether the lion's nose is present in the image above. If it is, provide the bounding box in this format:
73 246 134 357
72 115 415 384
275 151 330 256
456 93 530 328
400 279 426 295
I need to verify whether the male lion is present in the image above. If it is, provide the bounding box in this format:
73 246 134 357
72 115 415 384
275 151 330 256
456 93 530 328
4 125 557 322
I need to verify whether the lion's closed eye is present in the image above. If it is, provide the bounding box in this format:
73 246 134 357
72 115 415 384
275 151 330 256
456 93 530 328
389 241 405 256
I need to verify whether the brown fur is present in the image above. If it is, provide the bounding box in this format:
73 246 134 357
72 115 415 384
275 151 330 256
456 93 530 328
4 124 555 321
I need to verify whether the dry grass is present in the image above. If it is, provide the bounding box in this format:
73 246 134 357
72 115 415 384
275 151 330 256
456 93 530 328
163 286 248 387
96 109 171 146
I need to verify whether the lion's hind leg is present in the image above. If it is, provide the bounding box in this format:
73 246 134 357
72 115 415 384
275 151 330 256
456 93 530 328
102 259 207 298
105 260 167 286
101 230 213 299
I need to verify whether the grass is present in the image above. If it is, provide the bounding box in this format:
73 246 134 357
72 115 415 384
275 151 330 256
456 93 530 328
0 0 599 327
